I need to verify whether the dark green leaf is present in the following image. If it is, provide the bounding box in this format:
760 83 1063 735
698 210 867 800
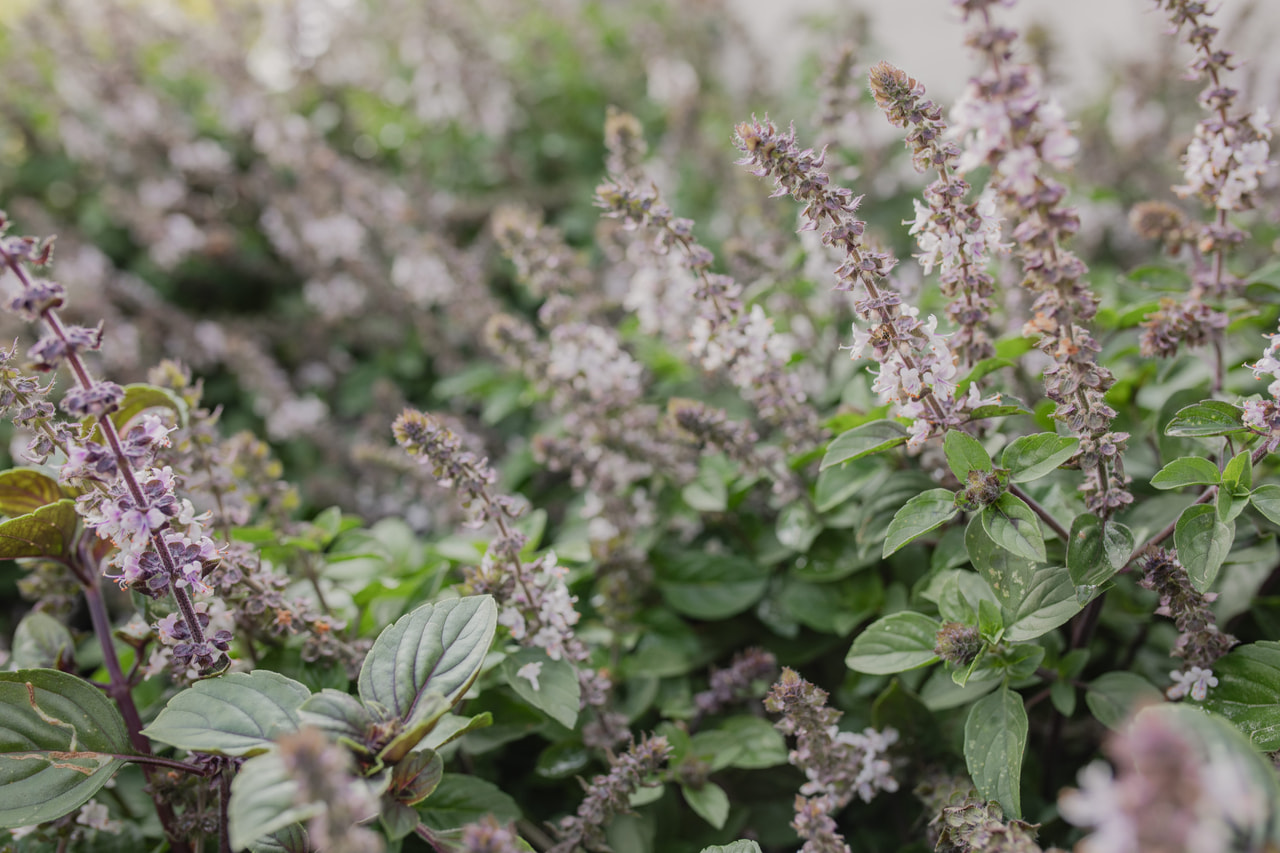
820 420 909 470
416 774 520 831
1085 672 1163 730
388 749 443 806
883 489 959 557
1201 641 1280 750
1000 434 1079 483
682 782 729 830
0 469 64 518
715 716 787 769
0 669 130 828
0 500 78 560
964 686 1026 818
142 671 310 757
966 517 1038 612
1164 401 1247 437
1251 484 1280 526
501 648 580 730
1067 515 1132 588
981 494 1046 562
944 430 992 480
1174 504 1234 592
1151 457 1221 490
846 612 941 674
656 551 770 620
358 596 497 725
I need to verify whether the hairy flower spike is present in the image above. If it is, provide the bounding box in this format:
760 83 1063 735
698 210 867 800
1138 548 1236 673
550 735 671 853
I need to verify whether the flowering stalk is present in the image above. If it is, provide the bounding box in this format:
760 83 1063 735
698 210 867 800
950 0 1131 518
1138 547 1236 700
0 216 226 673
733 116 999 450
1139 0 1272 387
868 60 1006 369
548 734 671 853
765 668 898 853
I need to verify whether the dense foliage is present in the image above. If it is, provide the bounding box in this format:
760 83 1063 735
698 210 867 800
2 0 1280 852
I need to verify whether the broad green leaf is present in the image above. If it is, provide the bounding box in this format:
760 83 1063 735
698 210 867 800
820 420 909 470
297 690 374 751
1201 641 1280 750
966 517 1038 611
229 752 323 851
1223 450 1253 492
981 494 1046 562
700 843 762 853
1174 504 1234 591
388 748 444 806
883 489 959 557
109 383 189 431
0 469 64 517
1164 401 1247 437
358 596 497 725
715 716 787 769
143 671 310 757
248 825 310 853
1067 515 1133 588
1000 434 1079 483
964 686 1027 818
1151 457 1221 490
420 712 494 751
968 403 1032 420
501 648 580 730
416 774 521 831
656 551 770 620
682 782 729 830
956 356 1017 398
846 612 941 674
1085 672 1163 730
0 669 130 829
11 612 73 669
944 430 992 480
1251 484 1280 526
0 500 78 560
1004 564 1081 642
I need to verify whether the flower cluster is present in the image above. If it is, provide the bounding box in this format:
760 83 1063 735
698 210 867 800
549 735 672 853
733 116 999 450
1244 322 1280 451
765 668 899 853
951 0 1130 517
692 647 777 718
1138 548 1236 684
1059 709 1267 853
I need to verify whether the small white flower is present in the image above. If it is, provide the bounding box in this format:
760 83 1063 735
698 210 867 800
1166 666 1218 701
516 661 543 692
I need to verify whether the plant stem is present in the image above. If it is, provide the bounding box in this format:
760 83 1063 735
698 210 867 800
1007 483 1070 542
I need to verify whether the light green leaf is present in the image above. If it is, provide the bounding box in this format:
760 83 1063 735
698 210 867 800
846 612 941 674
1164 401 1247 437
700 843 762 853
1201 641 1280 750
1250 484 1280 526
776 503 823 553
1174 504 1234 592
358 596 497 725
682 782 729 830
981 494 1046 562
1151 457 1221 490
944 430 992 480
501 648 580 730
143 671 310 757
656 551 770 620
1085 672 1164 730
966 516 1038 611
0 500 79 560
0 669 130 829
0 469 65 518
1222 450 1253 493
821 420 909 470
1066 515 1133 588
297 690 373 751
1005 565 1082 642
964 686 1027 818
228 752 323 851
1000 434 1079 483
883 489 959 557
11 612 74 670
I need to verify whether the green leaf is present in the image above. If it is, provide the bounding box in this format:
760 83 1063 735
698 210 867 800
388 748 444 806
966 517 1038 612
968 403 1032 420
1008 563 1080 637
1067 515 1133 589
1174 504 1234 591
296 690 374 752
656 551 770 620
1223 450 1253 493
715 716 787 769
846 613 941 674
956 356 1017 398
1085 672 1164 730
1164 401 1247 437
0 669 130 829
1151 457 1221 490
700 843 762 853
358 596 497 726
1000 434 1079 483
775 503 823 553
821 420 909 469
420 712 493 752
1251 484 1280 526
1200 641 1280 750
108 383 189 431
142 671 310 757
0 469 64 517
228 752 322 851
964 686 1027 818
944 430 992 480
416 774 521 831
981 494 1046 562
11 612 74 670
501 648 580 730
883 489 959 557
682 782 729 830
0 500 78 560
